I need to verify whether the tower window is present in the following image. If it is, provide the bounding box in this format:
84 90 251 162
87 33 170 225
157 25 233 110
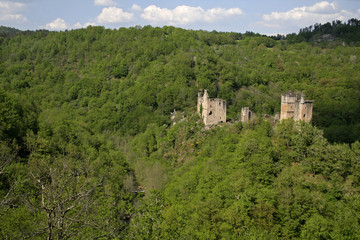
209 111 212 115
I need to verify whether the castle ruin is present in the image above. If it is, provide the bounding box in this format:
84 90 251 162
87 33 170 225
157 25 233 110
241 107 252 122
197 90 226 126
280 91 313 122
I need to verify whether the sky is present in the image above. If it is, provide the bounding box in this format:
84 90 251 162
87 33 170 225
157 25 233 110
1 0 360 34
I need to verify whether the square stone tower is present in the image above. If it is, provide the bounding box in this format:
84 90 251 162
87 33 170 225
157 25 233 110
241 107 252 122
280 91 313 122
197 90 226 126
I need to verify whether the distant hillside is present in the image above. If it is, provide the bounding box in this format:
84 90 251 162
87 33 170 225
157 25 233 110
0 26 22 37
0 20 360 239
285 18 360 44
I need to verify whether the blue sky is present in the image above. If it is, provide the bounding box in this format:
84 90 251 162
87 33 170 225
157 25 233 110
1 0 360 34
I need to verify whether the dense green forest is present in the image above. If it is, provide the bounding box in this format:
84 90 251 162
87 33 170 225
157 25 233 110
0 20 360 239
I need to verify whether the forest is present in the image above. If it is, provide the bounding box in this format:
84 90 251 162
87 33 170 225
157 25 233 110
0 19 360 239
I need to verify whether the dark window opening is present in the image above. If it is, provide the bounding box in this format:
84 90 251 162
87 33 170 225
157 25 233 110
303 114 306 118
209 111 212 115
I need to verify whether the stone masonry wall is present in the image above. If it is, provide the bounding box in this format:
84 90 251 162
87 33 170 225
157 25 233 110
280 91 313 123
197 90 226 126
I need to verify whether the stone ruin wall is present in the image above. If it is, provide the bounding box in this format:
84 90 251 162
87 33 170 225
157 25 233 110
197 90 312 127
241 107 252 122
197 90 226 126
280 91 313 123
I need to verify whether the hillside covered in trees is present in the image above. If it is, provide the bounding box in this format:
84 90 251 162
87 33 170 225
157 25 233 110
0 20 360 239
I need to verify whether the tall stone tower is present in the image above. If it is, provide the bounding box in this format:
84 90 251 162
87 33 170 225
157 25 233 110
241 107 252 122
280 91 313 122
197 90 226 126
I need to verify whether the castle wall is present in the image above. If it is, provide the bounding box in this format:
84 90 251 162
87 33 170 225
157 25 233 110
204 99 226 125
280 93 298 121
299 101 313 122
241 107 251 122
197 92 203 113
294 100 300 121
280 91 313 123
198 90 226 126
280 101 294 120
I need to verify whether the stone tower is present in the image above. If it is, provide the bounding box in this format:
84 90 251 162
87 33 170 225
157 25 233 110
241 107 252 122
280 91 313 122
197 90 226 126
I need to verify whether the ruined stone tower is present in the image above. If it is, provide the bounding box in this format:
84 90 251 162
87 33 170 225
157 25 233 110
241 107 252 122
280 91 313 122
197 90 226 126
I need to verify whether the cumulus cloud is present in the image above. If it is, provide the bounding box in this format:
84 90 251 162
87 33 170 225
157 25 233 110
261 1 360 29
44 18 96 31
0 1 25 12
74 22 97 29
0 13 27 22
307 1 337 13
141 5 243 25
0 1 28 23
204 7 243 21
94 0 117 7
96 7 134 23
131 4 142 12
45 18 69 30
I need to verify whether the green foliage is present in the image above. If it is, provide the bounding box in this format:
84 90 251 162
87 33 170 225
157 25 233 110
128 190 165 239
156 121 360 239
1 22 360 238
296 19 360 43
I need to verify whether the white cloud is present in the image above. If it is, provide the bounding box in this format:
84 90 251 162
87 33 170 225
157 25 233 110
261 1 360 29
45 18 69 30
0 14 27 22
142 5 182 24
307 1 336 13
0 1 28 23
204 7 243 21
141 5 243 25
96 7 134 23
74 22 97 29
0 1 24 10
44 18 96 31
131 4 142 12
94 0 117 7
73 22 83 28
